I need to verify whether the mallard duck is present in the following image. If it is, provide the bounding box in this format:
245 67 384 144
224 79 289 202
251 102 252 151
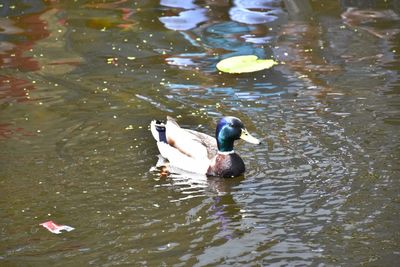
150 116 260 178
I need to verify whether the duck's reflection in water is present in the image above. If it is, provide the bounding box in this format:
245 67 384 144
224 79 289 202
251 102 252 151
153 168 245 240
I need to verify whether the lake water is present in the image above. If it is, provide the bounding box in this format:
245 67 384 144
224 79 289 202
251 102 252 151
1 0 399 266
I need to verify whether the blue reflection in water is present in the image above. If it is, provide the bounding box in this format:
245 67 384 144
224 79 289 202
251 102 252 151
159 8 208 31
230 6 282 25
160 0 199 10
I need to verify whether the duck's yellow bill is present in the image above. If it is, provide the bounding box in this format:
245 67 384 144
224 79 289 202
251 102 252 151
240 128 261 144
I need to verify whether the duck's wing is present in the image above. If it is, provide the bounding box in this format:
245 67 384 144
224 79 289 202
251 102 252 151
164 117 216 160
185 129 218 159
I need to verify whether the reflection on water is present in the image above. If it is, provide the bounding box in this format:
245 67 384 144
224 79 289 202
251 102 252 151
1 0 399 266
160 8 208 31
230 0 283 25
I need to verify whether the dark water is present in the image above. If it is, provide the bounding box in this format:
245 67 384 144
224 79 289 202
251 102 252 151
1 0 400 266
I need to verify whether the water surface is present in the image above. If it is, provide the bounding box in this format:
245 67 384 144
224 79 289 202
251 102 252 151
1 0 399 266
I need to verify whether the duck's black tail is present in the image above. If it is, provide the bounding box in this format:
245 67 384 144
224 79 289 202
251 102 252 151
150 120 167 143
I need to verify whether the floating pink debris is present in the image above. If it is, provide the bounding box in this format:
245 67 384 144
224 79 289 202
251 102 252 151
40 220 75 234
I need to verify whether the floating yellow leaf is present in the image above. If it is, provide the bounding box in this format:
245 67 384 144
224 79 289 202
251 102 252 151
216 55 278 74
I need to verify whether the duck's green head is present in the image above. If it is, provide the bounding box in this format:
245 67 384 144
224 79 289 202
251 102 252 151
216 116 260 152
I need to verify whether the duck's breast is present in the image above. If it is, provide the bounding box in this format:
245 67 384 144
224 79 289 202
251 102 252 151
207 153 245 178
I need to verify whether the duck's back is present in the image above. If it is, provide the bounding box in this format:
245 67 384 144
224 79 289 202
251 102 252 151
185 129 218 159
163 118 215 160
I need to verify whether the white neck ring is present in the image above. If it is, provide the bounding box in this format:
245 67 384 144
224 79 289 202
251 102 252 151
218 150 235 155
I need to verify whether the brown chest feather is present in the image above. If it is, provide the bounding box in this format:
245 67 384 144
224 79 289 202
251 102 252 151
207 153 245 178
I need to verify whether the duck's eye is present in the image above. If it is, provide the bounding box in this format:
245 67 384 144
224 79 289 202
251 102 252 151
229 123 234 127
